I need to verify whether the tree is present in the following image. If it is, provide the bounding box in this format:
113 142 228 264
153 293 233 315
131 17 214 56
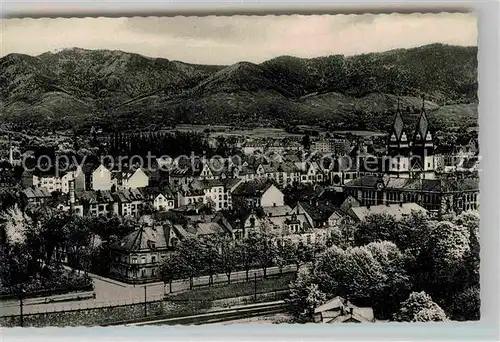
315 242 410 319
159 254 183 293
234 238 256 282
353 213 398 246
219 237 239 284
39 210 72 265
428 221 471 296
448 285 480 321
286 268 326 322
392 291 448 322
66 216 92 274
393 211 433 254
253 234 276 278
275 240 295 274
201 236 222 287
175 237 205 289
0 204 32 246
289 241 312 271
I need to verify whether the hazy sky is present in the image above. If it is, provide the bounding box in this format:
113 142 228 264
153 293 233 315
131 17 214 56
1 13 477 64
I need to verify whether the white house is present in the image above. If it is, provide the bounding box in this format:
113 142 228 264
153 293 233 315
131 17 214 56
33 166 85 194
232 180 284 208
122 168 150 189
153 193 175 212
92 164 112 191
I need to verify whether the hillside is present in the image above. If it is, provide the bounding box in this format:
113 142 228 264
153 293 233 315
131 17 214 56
0 44 478 132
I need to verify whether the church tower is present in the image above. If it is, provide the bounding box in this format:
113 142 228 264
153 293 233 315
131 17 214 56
386 98 411 177
411 96 435 179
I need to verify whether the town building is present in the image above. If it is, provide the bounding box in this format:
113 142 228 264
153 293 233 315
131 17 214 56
343 174 479 214
112 188 147 217
75 189 115 216
112 168 150 190
141 186 176 212
314 296 376 323
346 202 427 222
232 179 284 208
31 165 86 194
91 164 112 191
189 178 242 211
385 98 436 180
21 186 52 205
109 219 179 283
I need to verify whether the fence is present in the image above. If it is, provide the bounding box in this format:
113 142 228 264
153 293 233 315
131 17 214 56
0 288 291 327
0 264 298 322
167 264 298 292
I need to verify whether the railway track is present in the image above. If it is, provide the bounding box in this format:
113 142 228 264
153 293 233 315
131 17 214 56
122 301 287 326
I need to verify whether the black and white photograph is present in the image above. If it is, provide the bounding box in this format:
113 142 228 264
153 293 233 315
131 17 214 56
0 12 480 327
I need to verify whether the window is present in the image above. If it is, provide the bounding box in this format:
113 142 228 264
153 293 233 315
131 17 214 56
141 269 146 277
132 258 138 264
151 256 156 263
141 256 146 263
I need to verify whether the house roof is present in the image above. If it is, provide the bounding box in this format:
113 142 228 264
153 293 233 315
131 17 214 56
263 205 293 217
346 175 479 193
295 201 336 222
76 189 114 203
339 195 361 213
267 213 313 232
22 186 52 198
110 221 173 252
113 188 145 202
232 179 277 196
315 296 375 323
348 202 427 221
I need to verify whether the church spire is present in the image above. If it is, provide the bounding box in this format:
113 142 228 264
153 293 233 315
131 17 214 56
414 95 429 142
391 98 405 141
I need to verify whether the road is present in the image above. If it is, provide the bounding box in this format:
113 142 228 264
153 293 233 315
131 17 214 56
0 265 297 317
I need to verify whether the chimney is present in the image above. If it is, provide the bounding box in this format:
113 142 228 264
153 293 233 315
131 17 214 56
349 307 353 316
69 180 75 213
8 134 13 165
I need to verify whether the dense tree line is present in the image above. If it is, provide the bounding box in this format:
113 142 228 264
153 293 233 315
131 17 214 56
159 233 316 293
0 206 138 295
287 211 480 322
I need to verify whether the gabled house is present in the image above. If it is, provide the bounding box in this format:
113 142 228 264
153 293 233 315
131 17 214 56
189 178 242 211
314 296 376 323
76 189 114 216
109 219 178 283
31 165 85 194
91 164 112 191
116 168 150 189
141 186 176 212
232 179 284 208
113 188 147 217
21 186 52 205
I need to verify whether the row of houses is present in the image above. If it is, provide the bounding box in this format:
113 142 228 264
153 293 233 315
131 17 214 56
107 191 428 283
23 165 151 194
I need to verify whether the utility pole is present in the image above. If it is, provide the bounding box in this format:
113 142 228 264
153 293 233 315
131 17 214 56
254 272 257 302
143 285 147 317
19 289 25 327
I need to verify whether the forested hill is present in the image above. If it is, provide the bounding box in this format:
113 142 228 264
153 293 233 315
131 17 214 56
0 43 478 132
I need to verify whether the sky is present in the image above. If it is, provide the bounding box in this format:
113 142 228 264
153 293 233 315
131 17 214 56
0 13 477 65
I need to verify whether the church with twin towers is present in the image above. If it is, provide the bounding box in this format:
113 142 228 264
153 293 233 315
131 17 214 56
385 96 436 180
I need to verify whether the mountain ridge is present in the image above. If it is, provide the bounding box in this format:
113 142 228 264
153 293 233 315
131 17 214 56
0 43 478 132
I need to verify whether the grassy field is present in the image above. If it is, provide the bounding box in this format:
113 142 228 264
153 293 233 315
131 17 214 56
169 273 296 302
